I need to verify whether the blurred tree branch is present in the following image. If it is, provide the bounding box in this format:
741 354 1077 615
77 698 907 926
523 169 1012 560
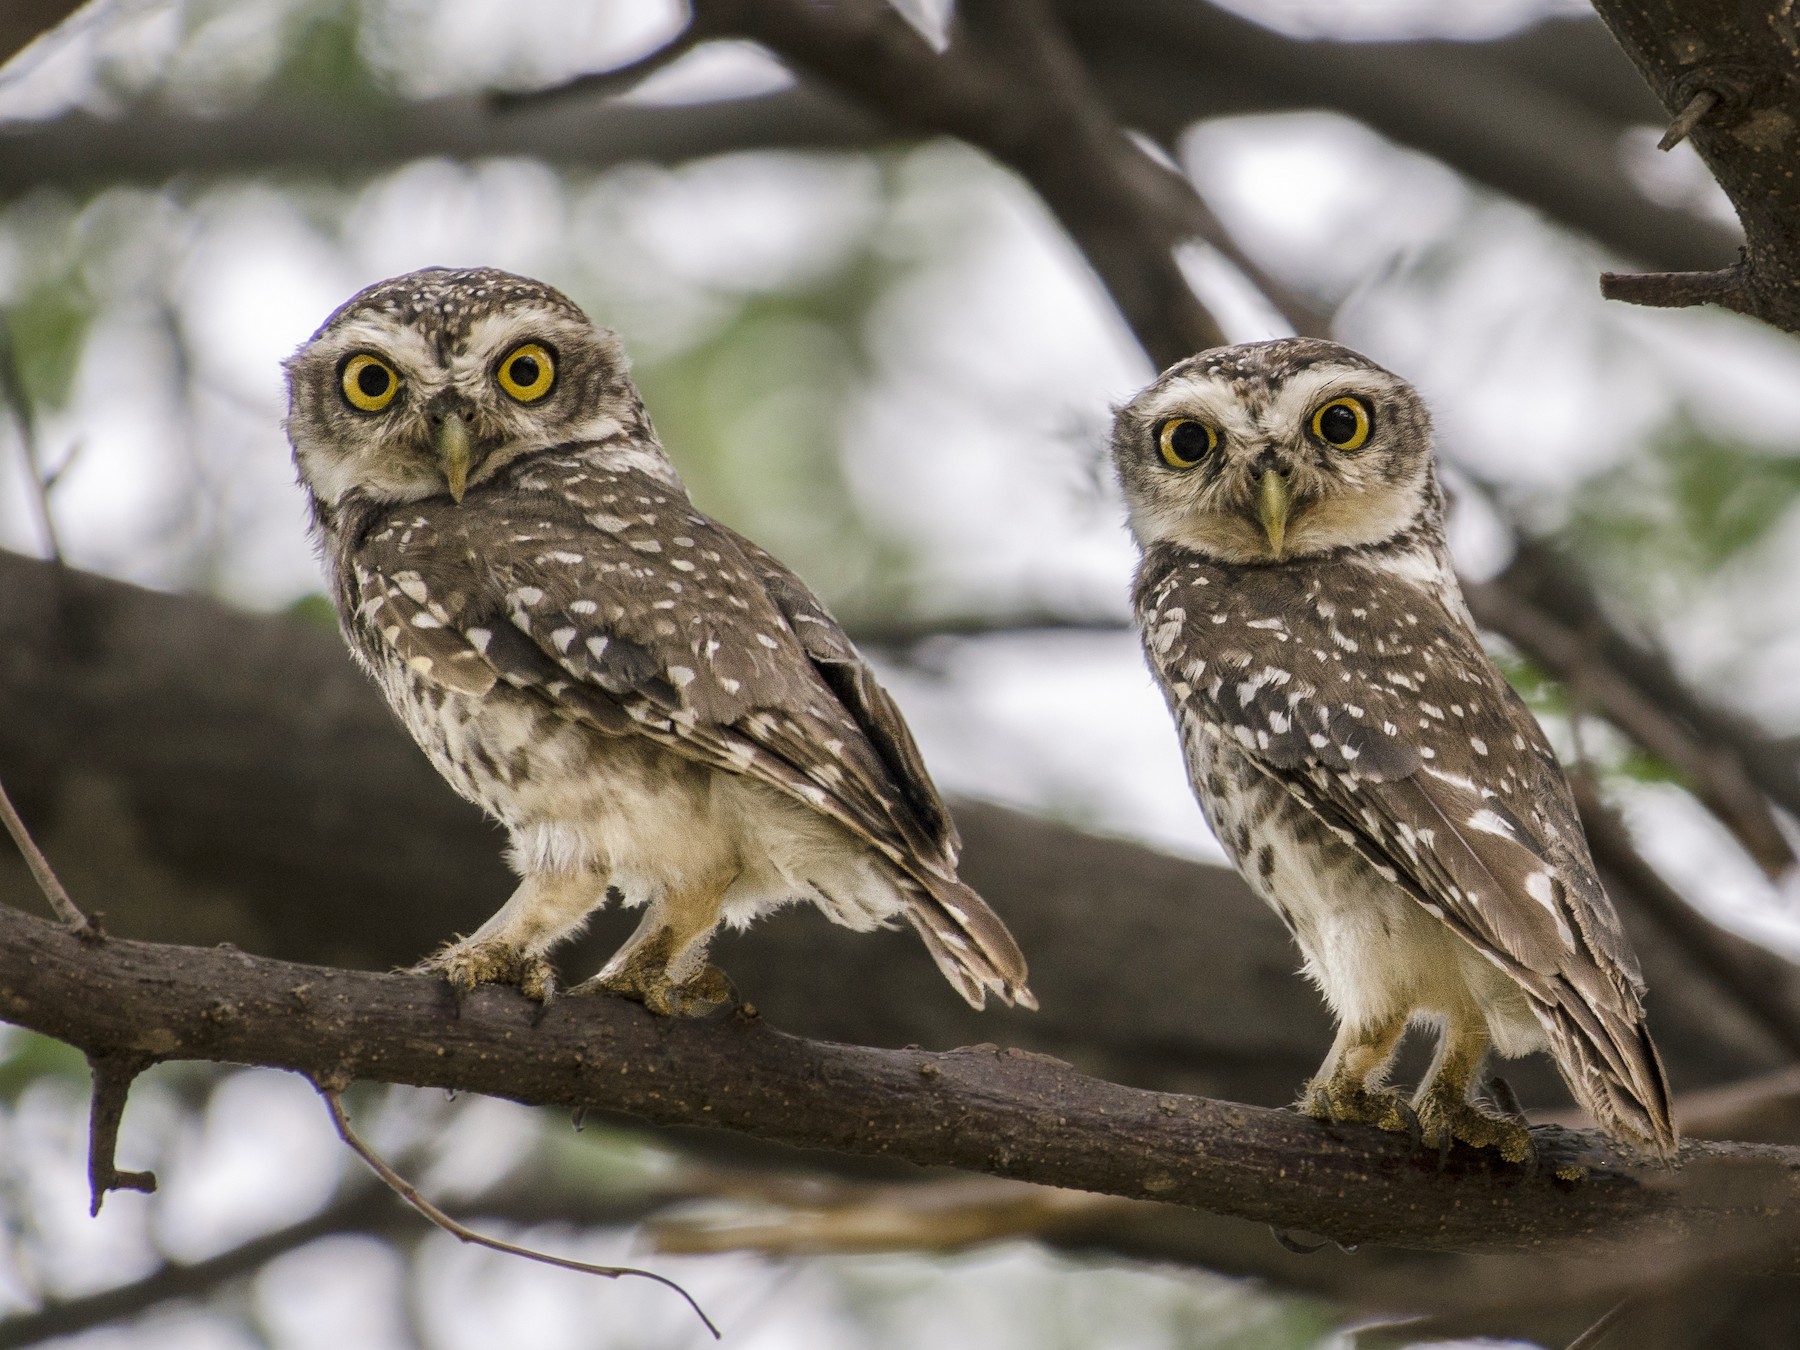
0 0 86 71
0 8 1736 278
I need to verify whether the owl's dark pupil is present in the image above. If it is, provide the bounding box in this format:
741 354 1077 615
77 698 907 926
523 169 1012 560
356 364 390 397
1319 404 1359 444
510 356 539 386
1169 420 1210 462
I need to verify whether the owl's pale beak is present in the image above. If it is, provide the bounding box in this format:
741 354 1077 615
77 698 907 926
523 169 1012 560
1258 469 1292 558
436 412 473 503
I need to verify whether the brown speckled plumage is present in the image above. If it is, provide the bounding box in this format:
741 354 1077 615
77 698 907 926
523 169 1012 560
1114 338 1673 1158
287 267 1030 1013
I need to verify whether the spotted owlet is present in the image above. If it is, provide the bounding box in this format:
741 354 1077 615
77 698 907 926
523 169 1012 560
1112 338 1674 1159
284 267 1032 1016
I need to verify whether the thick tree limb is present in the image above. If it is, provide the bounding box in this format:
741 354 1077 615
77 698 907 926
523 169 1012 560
5 899 1800 1269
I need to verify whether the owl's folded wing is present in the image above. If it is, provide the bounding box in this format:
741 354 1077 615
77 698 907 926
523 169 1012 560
349 483 1028 1006
1145 578 1672 1146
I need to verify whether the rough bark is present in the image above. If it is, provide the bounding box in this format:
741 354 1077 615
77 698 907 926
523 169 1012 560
1591 0 1800 328
8 897 1800 1273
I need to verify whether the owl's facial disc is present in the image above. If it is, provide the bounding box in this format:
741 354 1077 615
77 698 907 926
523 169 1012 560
1111 340 1436 564
286 267 654 511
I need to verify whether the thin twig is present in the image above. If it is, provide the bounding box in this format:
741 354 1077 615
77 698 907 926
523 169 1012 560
1563 1297 1631 1350
85 1054 157 1215
0 774 90 929
1658 87 1719 150
0 312 63 564
315 1081 720 1339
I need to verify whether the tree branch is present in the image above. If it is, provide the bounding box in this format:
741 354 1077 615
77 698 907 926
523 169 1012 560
1588 0 1800 330
0 0 87 71
6 899 1800 1268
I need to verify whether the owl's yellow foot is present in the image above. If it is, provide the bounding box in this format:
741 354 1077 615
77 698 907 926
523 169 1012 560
1299 1077 1420 1144
415 938 556 1005
1415 1090 1534 1164
577 962 735 1017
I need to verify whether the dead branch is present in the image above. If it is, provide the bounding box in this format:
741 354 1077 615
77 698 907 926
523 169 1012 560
0 773 89 928
1589 0 1800 331
82 1053 156 1214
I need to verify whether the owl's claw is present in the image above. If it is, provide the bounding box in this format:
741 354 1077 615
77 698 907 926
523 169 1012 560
1414 1090 1535 1166
1299 1078 1421 1148
574 962 736 1017
414 939 557 1009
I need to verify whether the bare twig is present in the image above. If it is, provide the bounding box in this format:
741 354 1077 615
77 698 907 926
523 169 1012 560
84 1054 156 1215
1563 1297 1630 1350
315 1081 719 1338
1657 87 1719 150
1599 263 1755 315
0 774 89 929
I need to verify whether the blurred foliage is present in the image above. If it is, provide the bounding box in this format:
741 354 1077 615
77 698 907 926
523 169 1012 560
1489 646 1681 787
0 1030 86 1104
1563 414 1800 610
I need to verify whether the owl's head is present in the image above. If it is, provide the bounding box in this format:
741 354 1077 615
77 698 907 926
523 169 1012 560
285 267 650 511
1110 338 1438 564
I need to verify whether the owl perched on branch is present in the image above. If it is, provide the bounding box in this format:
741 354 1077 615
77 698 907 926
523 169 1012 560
1112 338 1674 1160
285 267 1031 1016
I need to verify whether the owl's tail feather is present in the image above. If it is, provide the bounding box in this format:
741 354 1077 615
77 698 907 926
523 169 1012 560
900 874 1036 1013
1537 991 1677 1160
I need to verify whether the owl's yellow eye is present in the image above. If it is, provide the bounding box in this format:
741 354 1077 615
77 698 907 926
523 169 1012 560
341 354 399 412
497 342 556 403
1311 396 1371 450
1158 418 1217 469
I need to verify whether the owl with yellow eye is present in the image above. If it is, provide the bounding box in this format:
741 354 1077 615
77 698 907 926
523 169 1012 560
286 266 1033 1017
1114 337 1675 1161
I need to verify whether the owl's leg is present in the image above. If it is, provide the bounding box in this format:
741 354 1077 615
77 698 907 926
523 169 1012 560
1298 1013 1417 1138
576 878 736 1016
415 870 605 1004
1413 1015 1534 1163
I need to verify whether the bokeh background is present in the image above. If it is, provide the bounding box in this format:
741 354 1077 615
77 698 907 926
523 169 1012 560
3 1 1798 1346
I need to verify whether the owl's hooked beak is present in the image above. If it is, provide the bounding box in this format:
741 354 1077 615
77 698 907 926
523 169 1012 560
1257 469 1292 558
436 412 473 504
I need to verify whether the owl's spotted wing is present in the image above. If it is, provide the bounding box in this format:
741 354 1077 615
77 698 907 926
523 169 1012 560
344 450 1028 1008
1137 547 1673 1149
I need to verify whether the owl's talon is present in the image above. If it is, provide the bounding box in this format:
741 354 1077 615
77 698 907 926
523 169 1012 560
1299 1079 1418 1145
1414 1092 1535 1166
573 962 734 1017
414 940 556 1008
